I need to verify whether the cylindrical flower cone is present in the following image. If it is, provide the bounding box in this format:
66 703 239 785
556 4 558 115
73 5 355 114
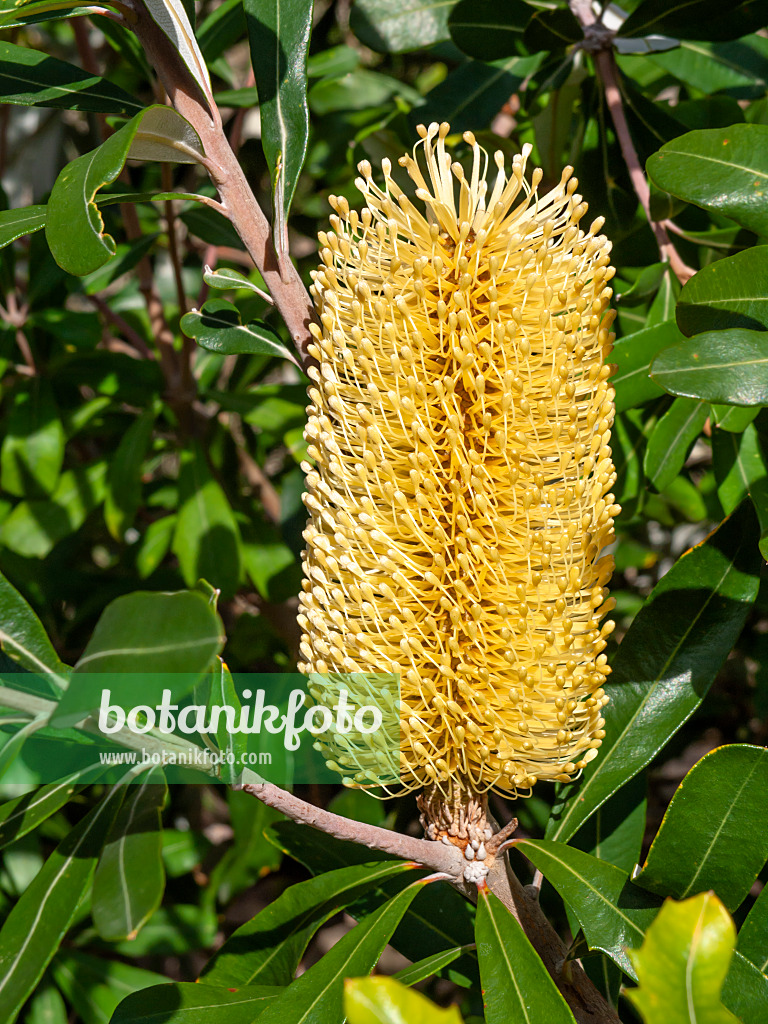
298 122 618 845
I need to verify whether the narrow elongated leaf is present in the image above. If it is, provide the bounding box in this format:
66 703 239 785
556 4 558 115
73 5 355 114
0 771 92 850
714 425 768 557
392 946 469 987
245 0 312 235
651 329 768 406
344 976 463 1024
172 443 242 600
628 893 739 1024
142 0 213 104
476 887 576 1023
677 247 768 336
737 883 768 974
104 405 157 541
0 569 69 683
0 205 46 248
447 0 530 60
516 839 661 979
206 659 247 784
721 952 768 1024
0 41 141 111
0 785 124 1023
198 0 245 62
546 506 761 844
636 745 768 912
647 125 768 237
52 949 165 1024
1 379 65 499
253 881 428 1024
203 265 271 299
46 106 204 276
181 299 295 363
92 774 167 940
644 397 707 490
644 35 768 96
612 320 685 412
620 0 767 41
712 405 760 433
111 982 283 1023
350 0 453 53
572 772 648 874
25 981 67 1024
202 861 416 988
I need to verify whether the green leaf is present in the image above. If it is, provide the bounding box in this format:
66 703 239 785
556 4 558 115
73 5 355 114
350 0 454 53
203 265 271 299
344 976 464 1024
475 887 576 1023
572 772 648 875
651 329 768 406
141 0 213 105
198 0 245 63
52 949 165 1024
641 35 768 96
523 7 581 53
0 771 92 850
612 320 685 413
0 204 46 248
620 0 767 41
636 745 768 912
1 379 65 498
627 893 739 1024
245 0 312 235
202 861 416 988
206 659 247 784
0 41 142 111
0 785 124 1023
644 397 708 491
181 299 295 363
92 774 167 941
104 405 157 541
111 982 283 1023
711 405 760 433
737 883 768 973
647 125 768 237
0 568 69 682
447 0 530 61
546 505 761 844
515 839 662 979
135 515 177 579
252 881 427 1024
714 425 768 557
677 247 768 336
25 981 67 1024
616 263 668 307
720 953 768 1024
392 947 470 987
172 443 242 600
46 105 204 276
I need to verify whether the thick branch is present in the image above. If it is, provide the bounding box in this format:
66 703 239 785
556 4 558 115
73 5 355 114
129 2 318 371
569 0 695 285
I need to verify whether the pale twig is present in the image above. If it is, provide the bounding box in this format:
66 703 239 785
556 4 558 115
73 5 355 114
568 0 695 285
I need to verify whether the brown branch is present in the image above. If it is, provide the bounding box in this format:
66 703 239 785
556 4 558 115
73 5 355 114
569 0 695 285
88 292 154 358
128 2 318 372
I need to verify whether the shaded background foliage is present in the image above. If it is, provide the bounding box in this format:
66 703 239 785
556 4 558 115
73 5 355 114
0 0 767 1022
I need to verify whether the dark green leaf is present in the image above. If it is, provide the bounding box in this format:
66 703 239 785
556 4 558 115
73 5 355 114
104 405 157 541
181 299 296 363
447 0 530 61
476 887 576 1023
572 773 648 874
0 568 69 682
636 745 768 912
350 0 454 53
245 0 312 232
620 0 767 42
198 0 245 63
0 204 46 248
651 329 768 406
0 786 124 1022
714 425 768 559
523 7 581 53
737 883 768 973
612 320 686 413
392 946 469 987
46 105 204 275
52 949 164 1024
644 397 708 491
677 247 768 336
0 41 141 111
712 405 760 433
547 506 761 844
111 982 283 1023
616 263 667 307
1 379 65 499
647 125 768 237
25 981 67 1024
516 839 661 979
0 772 91 850
642 35 768 96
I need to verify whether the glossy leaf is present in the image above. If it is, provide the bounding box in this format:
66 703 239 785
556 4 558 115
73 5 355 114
0 771 92 850
612 320 685 413
516 839 661 979
0 785 124 1022
203 265 271 300
52 949 164 1024
111 982 283 1023
344 976 463 1024
475 887 576 1023
711 405 760 433
572 772 648 875
350 0 453 53
627 893 739 1024
392 946 469 987
92 774 167 940
644 35 768 96
644 397 707 491
46 106 204 276
616 263 667 307
202 861 416 988
637 745 768 912
714 425 768 557
647 125 768 237
720 952 768 1024
181 299 295 363
245 0 312 236
547 506 761 844
677 247 768 336
104 404 157 541
172 443 242 600
142 0 213 104
620 0 767 41
0 204 46 248
0 568 69 683
523 7 581 53
0 41 142 112
651 329 768 406
737 883 768 973
207 659 247 784
447 0 530 61
253 881 427 1024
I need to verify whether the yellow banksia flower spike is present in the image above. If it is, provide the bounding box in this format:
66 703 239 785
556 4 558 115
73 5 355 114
298 121 618 847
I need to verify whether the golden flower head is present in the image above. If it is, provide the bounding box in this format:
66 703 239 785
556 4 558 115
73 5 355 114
298 122 618 804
